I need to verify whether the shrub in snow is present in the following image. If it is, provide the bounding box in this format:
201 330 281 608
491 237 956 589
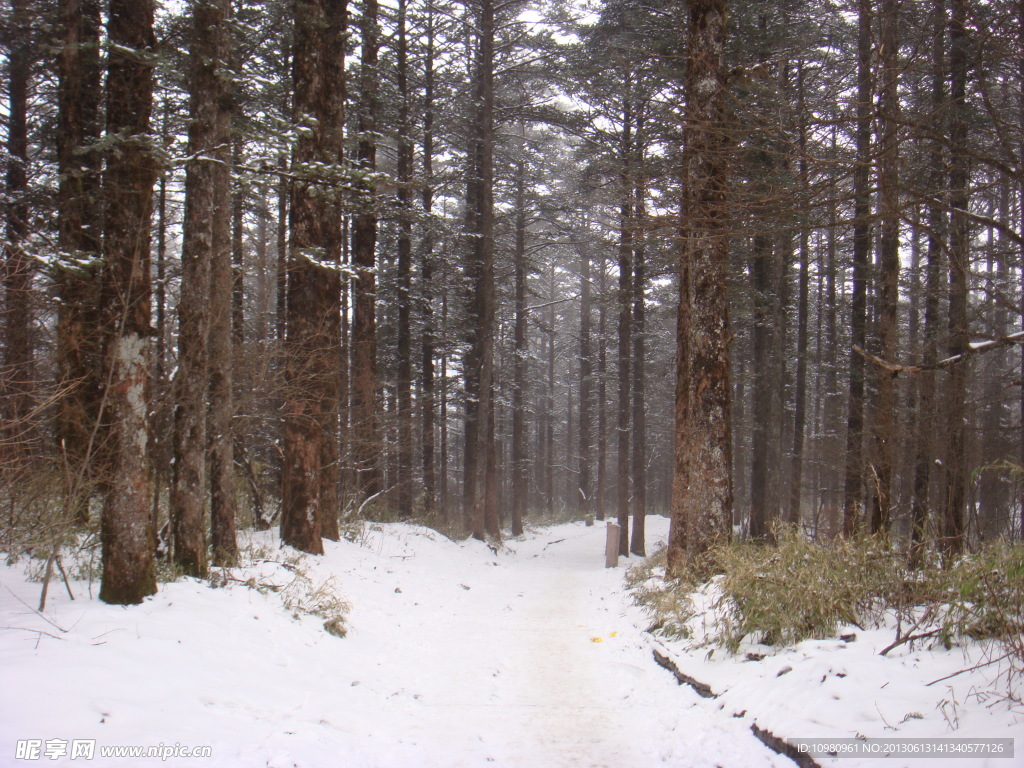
628 527 1024 678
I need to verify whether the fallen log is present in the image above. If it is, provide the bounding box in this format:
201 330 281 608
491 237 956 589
652 649 715 698
651 647 823 768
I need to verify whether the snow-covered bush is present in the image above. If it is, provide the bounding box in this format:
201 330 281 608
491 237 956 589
629 529 1024 675
227 535 350 638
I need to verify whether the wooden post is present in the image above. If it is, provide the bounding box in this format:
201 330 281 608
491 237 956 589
605 522 620 568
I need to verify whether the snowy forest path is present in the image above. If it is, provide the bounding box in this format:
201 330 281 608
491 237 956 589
349 518 788 767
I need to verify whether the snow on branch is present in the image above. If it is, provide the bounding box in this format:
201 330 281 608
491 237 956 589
854 330 1024 375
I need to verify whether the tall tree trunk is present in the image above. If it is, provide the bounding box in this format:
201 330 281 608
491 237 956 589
616 94 633 557
942 0 970 557
172 0 233 577
467 0 499 540
231 135 245 348
1018 0 1024 544
667 0 732 574
596 252 608 521
56 0 103 518
747 12 786 544
748 229 784 540
351 0 382 499
208 0 237 565
511 154 528 536
439 289 449 512
578 237 593 524
99 0 159 604
152 104 170 527
786 60 811 527
462 30 482 532
842 0 873 535
869 0 901 535
3 0 34 460
821 152 841 533
545 284 555 514
420 0 437 520
630 149 647 556
281 0 345 554
317 0 346 542
276 154 288 340
395 0 414 519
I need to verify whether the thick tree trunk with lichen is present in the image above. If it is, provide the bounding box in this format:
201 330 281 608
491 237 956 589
99 0 158 605
667 0 733 575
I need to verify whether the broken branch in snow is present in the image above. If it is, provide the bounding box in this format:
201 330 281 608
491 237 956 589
926 651 1016 686
0 626 67 642
651 647 823 768
879 629 941 657
6 587 68 634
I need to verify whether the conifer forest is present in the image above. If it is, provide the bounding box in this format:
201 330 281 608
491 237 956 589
3 0 1024 596
4 0 1024 764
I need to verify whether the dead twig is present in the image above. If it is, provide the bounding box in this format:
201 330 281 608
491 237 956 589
926 651 1015 686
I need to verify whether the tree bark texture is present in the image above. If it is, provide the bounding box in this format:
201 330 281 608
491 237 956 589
99 0 158 605
281 0 346 554
668 0 733 575
467 0 499 541
208 4 238 564
172 0 232 577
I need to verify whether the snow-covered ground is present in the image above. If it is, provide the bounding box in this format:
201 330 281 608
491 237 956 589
0 516 1021 767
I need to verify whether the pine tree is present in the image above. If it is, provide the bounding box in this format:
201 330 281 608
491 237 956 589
99 0 159 605
668 0 733 573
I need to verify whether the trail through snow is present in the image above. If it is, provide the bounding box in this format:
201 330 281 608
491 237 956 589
329 517 788 767
1 516 792 767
